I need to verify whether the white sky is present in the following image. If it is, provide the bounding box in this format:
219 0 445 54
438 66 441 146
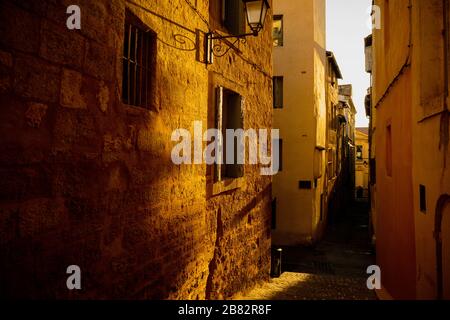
326 0 372 127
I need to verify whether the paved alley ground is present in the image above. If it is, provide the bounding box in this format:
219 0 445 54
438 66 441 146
237 200 377 300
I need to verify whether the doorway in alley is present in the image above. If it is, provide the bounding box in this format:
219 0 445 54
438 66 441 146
436 194 450 299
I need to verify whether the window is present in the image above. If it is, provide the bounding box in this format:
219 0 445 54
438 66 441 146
299 181 312 189
328 149 334 178
365 93 371 116
365 35 373 73
370 158 376 184
330 104 337 130
320 193 325 221
356 145 363 160
273 76 283 108
271 198 277 229
122 12 156 108
334 150 338 176
215 87 244 181
273 15 283 46
419 184 427 213
223 0 245 35
386 124 392 177
276 139 283 171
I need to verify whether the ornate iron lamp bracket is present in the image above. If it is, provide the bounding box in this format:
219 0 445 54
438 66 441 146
205 31 257 64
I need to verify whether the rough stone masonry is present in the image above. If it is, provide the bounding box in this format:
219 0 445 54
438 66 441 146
0 0 273 299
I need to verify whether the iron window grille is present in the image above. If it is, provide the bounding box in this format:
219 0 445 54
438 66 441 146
122 17 155 108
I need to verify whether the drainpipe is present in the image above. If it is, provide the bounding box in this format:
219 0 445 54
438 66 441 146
440 0 449 172
444 0 449 96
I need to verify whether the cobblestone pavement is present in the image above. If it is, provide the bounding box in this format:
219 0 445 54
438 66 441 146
237 200 377 300
236 272 375 300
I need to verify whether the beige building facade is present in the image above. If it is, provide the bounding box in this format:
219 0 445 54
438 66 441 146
272 0 328 245
325 52 342 207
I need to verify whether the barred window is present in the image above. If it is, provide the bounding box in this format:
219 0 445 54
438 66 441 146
122 13 156 108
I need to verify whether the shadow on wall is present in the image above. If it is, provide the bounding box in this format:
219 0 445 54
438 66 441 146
0 0 212 298
0 89 211 298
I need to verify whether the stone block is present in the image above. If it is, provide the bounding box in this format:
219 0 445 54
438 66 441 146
60 68 87 109
84 41 114 81
39 20 85 69
25 102 48 128
0 50 13 68
0 50 13 92
44 0 74 26
79 2 115 48
0 72 11 92
0 206 18 245
18 198 67 238
52 108 101 152
0 166 52 201
97 81 110 113
13 55 60 103
10 0 49 16
0 2 40 54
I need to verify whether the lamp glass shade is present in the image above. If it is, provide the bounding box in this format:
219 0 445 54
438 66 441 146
244 0 270 33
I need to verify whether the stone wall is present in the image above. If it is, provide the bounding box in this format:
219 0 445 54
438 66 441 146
0 0 273 299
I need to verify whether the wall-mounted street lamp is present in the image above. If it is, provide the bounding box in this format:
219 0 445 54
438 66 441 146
205 0 270 64
243 0 270 35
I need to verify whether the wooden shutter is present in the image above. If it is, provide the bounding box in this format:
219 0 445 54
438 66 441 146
224 0 245 35
273 77 283 108
226 93 244 178
215 87 224 182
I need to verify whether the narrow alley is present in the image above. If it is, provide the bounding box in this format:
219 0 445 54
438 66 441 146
0 0 449 306
238 200 376 300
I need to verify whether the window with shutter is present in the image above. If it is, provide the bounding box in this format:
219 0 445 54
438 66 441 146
273 77 283 109
386 124 392 177
276 139 282 172
215 87 245 181
272 198 277 229
223 0 246 35
370 158 376 184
